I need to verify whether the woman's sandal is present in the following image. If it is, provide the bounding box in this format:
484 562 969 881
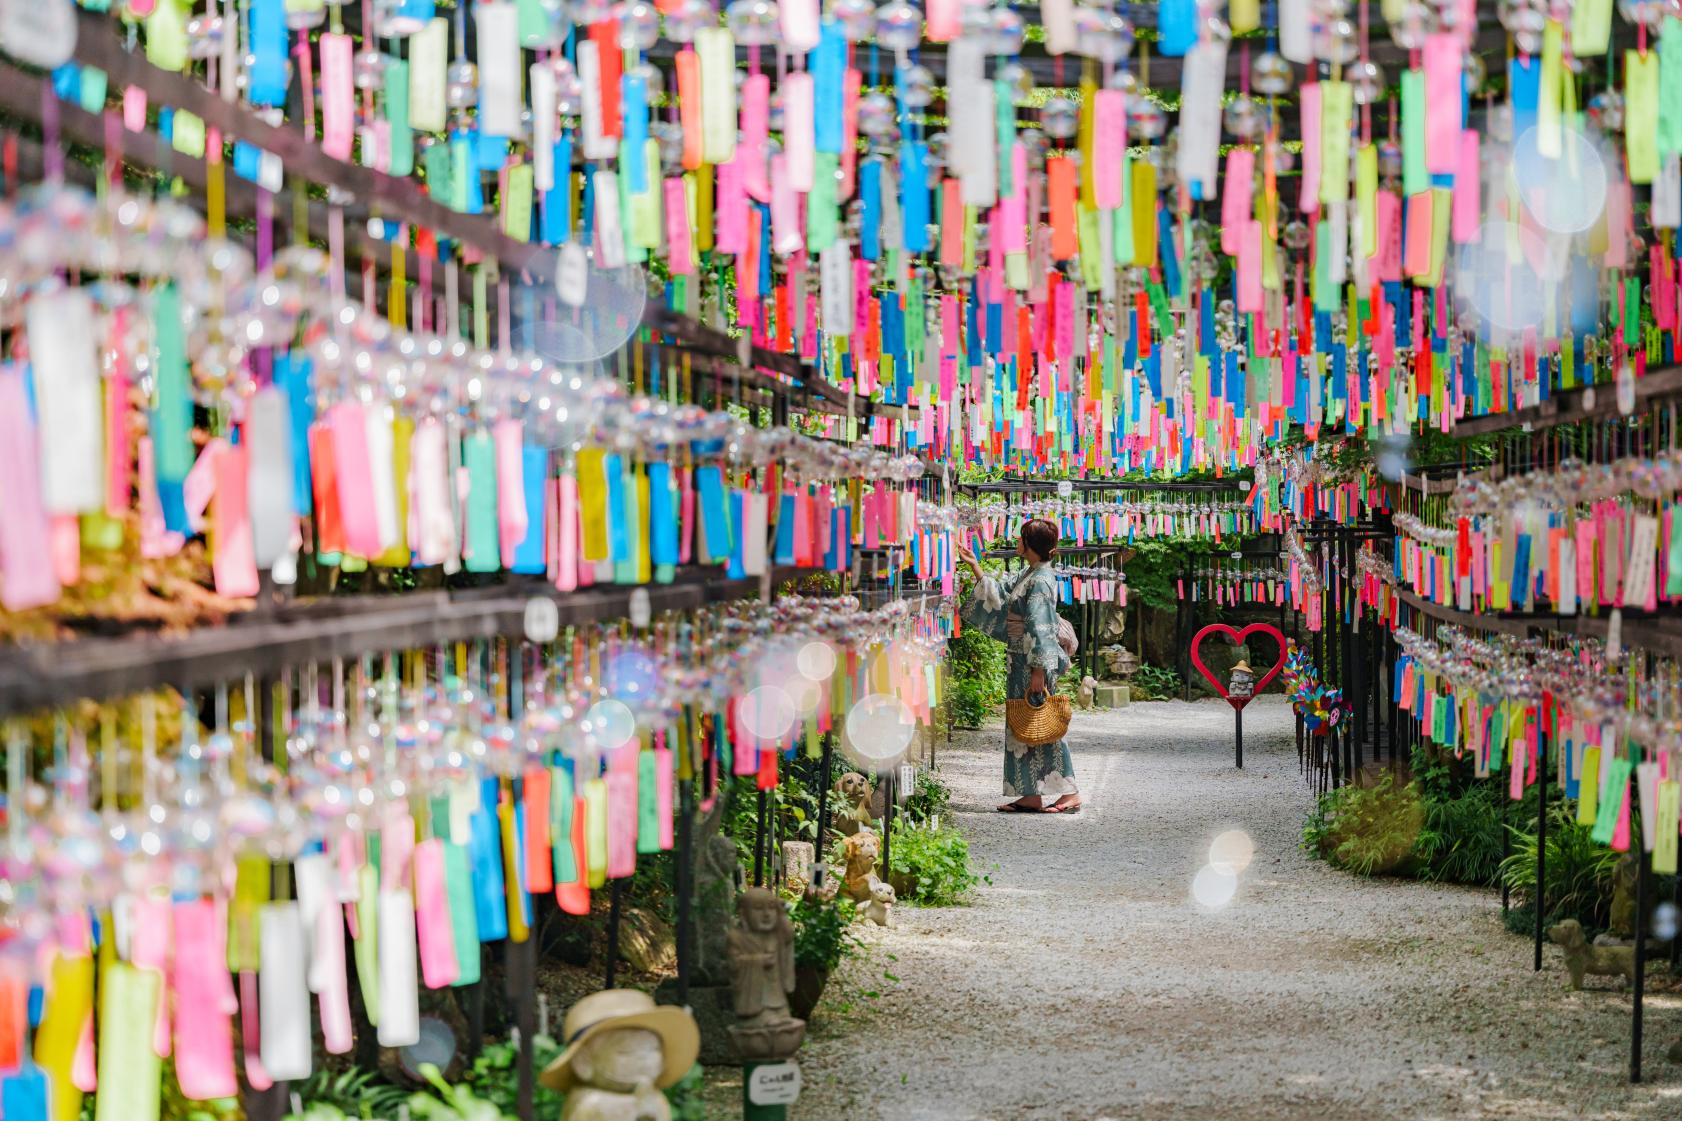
1047 800 1082 814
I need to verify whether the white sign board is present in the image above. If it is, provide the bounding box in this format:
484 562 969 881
748 1062 802 1106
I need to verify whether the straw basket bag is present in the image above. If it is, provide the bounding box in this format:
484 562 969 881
1005 692 1073 746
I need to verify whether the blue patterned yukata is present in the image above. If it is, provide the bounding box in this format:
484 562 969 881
961 561 1077 799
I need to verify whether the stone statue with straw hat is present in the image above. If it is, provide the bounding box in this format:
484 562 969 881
539 989 700 1121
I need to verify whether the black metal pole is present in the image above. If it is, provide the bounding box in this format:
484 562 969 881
881 767 895 876
675 772 694 1006
606 878 624 989
510 934 536 1121
753 788 768 886
1234 707 1243 770
1633 848 1648 1083
1534 732 1547 971
813 734 836 892
1500 787 1510 912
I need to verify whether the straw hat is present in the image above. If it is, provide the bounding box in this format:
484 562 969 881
538 990 700 1091
1231 660 1253 674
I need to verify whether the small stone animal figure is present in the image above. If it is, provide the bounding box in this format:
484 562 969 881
833 772 875 837
861 880 896 928
1549 919 1638 990
1077 675 1099 710
840 829 881 903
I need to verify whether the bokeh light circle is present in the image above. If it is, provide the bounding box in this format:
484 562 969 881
740 686 797 744
797 640 839 682
584 699 636 749
1192 864 1238 910
1209 830 1255 874
841 693 916 771
1509 124 1608 236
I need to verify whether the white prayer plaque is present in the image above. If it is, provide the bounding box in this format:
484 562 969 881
747 1062 802 1106
556 241 589 308
0 0 76 70
524 596 560 643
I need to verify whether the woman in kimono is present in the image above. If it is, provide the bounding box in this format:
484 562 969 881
956 518 1082 814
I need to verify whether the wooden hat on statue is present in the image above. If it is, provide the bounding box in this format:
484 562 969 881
539 989 701 1091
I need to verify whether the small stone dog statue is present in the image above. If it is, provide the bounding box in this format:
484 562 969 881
1549 919 1638 990
1077 675 1098 709
862 880 896 928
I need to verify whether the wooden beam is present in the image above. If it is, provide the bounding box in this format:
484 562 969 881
0 565 824 718
1451 366 1682 437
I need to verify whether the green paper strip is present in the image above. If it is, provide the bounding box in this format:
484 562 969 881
385 59 414 178
1592 757 1633 846
462 429 500 573
807 152 839 252
637 750 660 855
95 964 161 1121
354 863 380 1022
443 842 481 985
552 765 577 883
1401 69 1428 197
503 162 534 242
1628 48 1661 184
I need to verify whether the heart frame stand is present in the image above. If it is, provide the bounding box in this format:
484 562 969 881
1189 623 1286 769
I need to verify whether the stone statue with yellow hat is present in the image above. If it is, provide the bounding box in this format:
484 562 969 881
539 989 700 1121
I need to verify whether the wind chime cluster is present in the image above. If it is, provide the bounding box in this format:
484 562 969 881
0 592 946 1116
25 0 1679 482
1392 447 1682 618
1391 623 1682 871
0 182 942 619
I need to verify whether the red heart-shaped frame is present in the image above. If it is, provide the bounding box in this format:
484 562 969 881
1190 623 1286 711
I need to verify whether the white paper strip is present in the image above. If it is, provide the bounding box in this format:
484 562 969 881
474 2 520 137
530 60 557 192
593 170 627 268
246 387 295 568
1280 0 1312 62
365 406 400 553
27 289 104 514
577 39 614 161
741 492 769 576
376 890 421 1048
407 18 448 133
258 904 314 1081
1176 38 1228 200
695 28 738 165
957 71 998 208
820 239 853 337
1040 0 1077 54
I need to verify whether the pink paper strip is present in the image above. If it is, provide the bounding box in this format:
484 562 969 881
1221 148 1255 254
1092 90 1126 210
1423 34 1463 176
328 402 382 557
211 443 260 597
412 839 460 990
1452 130 1480 243
0 371 61 609
1298 82 1322 214
172 900 238 1101
319 33 355 161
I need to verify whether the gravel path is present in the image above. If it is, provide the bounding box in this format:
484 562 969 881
792 696 1682 1121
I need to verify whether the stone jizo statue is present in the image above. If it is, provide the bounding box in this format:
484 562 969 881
726 887 806 1061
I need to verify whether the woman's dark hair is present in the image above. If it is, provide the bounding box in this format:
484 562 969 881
1020 518 1059 562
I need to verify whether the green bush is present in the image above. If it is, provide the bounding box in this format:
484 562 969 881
900 769 952 827
1302 772 1424 876
1130 664 1182 701
947 626 1006 727
1413 783 1507 886
1500 805 1621 933
791 893 865 972
886 819 980 905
